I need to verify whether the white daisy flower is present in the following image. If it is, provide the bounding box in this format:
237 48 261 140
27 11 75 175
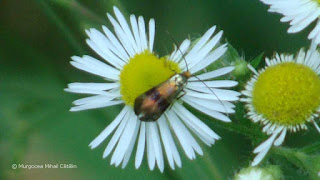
65 6 240 172
241 48 320 166
260 0 320 45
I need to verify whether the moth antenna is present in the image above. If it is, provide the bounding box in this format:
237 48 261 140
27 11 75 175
165 31 189 72
166 31 230 118
192 75 230 118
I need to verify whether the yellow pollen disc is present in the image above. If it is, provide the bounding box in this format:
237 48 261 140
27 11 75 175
252 62 320 126
120 51 181 106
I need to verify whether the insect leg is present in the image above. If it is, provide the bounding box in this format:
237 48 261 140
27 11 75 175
176 89 187 101
168 90 186 110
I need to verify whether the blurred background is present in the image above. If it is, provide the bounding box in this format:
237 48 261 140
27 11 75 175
0 0 315 179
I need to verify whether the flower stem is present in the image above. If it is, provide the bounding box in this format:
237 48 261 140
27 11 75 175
35 0 84 54
55 0 106 25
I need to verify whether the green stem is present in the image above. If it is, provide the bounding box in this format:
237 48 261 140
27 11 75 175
35 0 84 54
59 0 106 25
72 1 105 24
201 148 224 180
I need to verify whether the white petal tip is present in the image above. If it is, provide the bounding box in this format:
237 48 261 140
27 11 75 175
106 13 112 19
70 56 78 60
223 118 232 122
70 107 85 112
113 6 119 11
69 108 77 112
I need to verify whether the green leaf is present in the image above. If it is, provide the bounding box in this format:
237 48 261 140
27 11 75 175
250 52 264 68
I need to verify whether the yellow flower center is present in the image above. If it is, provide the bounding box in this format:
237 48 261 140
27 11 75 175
119 51 181 106
252 62 320 126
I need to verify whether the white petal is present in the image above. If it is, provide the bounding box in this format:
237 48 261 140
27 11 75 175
102 25 130 61
67 82 119 91
150 122 164 172
70 100 123 111
248 64 259 75
166 111 202 159
157 116 181 169
70 56 120 80
65 87 116 96
138 16 148 51
86 29 126 68
187 31 224 70
111 115 138 166
182 97 232 122
183 26 216 68
185 88 240 101
309 20 320 40
72 95 116 106
190 44 228 73
171 39 191 63
107 13 136 57
103 109 132 158
182 95 235 112
113 6 139 53
189 66 235 81
173 103 220 140
122 119 140 168
313 121 320 133
274 129 287 146
253 127 283 153
135 122 146 168
89 106 130 149
187 80 238 88
86 39 124 69
130 15 143 53
149 19 155 52
146 123 156 170
252 148 270 166
288 9 320 33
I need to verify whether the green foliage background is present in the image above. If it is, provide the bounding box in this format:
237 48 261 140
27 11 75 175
0 0 318 179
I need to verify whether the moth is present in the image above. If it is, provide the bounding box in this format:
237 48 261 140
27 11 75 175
134 39 226 122
134 71 191 122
